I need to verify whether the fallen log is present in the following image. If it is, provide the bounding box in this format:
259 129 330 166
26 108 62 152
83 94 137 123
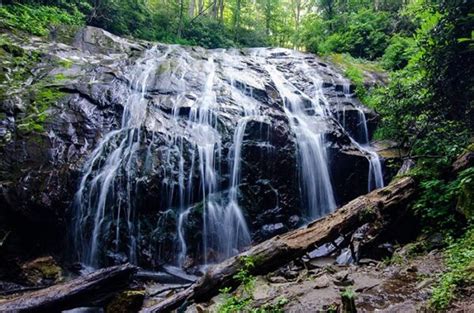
142 177 416 312
0 263 137 312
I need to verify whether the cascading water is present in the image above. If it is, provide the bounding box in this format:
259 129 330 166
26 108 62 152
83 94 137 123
73 46 172 267
72 44 385 269
253 50 383 219
257 53 336 220
341 82 384 191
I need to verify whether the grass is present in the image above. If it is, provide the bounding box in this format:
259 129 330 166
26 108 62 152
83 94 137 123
327 53 385 77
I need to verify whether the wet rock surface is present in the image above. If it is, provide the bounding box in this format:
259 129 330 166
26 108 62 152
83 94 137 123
0 26 388 270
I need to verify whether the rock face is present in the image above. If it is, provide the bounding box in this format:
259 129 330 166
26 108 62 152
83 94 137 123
0 26 386 270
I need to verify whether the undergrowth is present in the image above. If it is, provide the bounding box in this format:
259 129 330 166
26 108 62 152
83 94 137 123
218 256 288 313
430 226 474 310
0 4 84 36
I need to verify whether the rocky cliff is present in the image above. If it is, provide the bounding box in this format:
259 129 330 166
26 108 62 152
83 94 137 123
0 26 386 271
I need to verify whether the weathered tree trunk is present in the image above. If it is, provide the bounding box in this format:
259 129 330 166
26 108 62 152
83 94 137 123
0 264 137 312
142 177 416 312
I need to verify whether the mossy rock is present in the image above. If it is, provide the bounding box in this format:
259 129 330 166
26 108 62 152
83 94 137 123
0 41 24 57
457 172 474 220
16 86 66 135
21 256 63 285
50 24 82 45
106 290 145 313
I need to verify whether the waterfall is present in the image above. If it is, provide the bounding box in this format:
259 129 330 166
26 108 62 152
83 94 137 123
342 82 384 191
73 46 172 267
177 207 191 267
72 45 384 269
261 57 336 219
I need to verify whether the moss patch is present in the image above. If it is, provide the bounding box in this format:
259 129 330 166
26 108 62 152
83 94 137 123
0 37 41 101
21 256 63 285
106 290 145 313
58 58 73 69
17 86 65 135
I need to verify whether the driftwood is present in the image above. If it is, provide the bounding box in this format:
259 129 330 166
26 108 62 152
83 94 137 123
142 177 416 312
0 263 137 312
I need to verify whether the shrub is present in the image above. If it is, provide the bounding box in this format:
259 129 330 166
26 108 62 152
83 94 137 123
0 4 85 36
430 226 474 310
381 35 414 70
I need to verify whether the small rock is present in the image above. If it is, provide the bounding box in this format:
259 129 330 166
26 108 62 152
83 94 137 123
416 278 434 290
261 223 287 237
283 270 299 280
358 258 378 266
427 233 444 249
334 270 349 281
268 276 287 284
334 278 354 287
308 268 323 276
253 277 272 300
333 270 354 286
313 274 331 289
306 257 336 269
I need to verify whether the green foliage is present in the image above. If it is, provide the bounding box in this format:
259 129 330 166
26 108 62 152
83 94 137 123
382 252 404 266
413 167 474 233
366 0 472 161
218 286 252 313
340 287 355 299
320 1 473 241
381 35 414 70
302 6 394 59
218 256 288 312
430 226 474 310
0 4 84 36
457 166 474 220
180 18 236 48
326 53 384 106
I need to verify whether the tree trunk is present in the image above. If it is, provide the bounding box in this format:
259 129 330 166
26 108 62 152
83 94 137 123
219 0 224 21
188 0 196 17
142 177 416 312
0 264 137 312
198 0 204 14
212 0 218 18
177 0 185 37
233 0 242 38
